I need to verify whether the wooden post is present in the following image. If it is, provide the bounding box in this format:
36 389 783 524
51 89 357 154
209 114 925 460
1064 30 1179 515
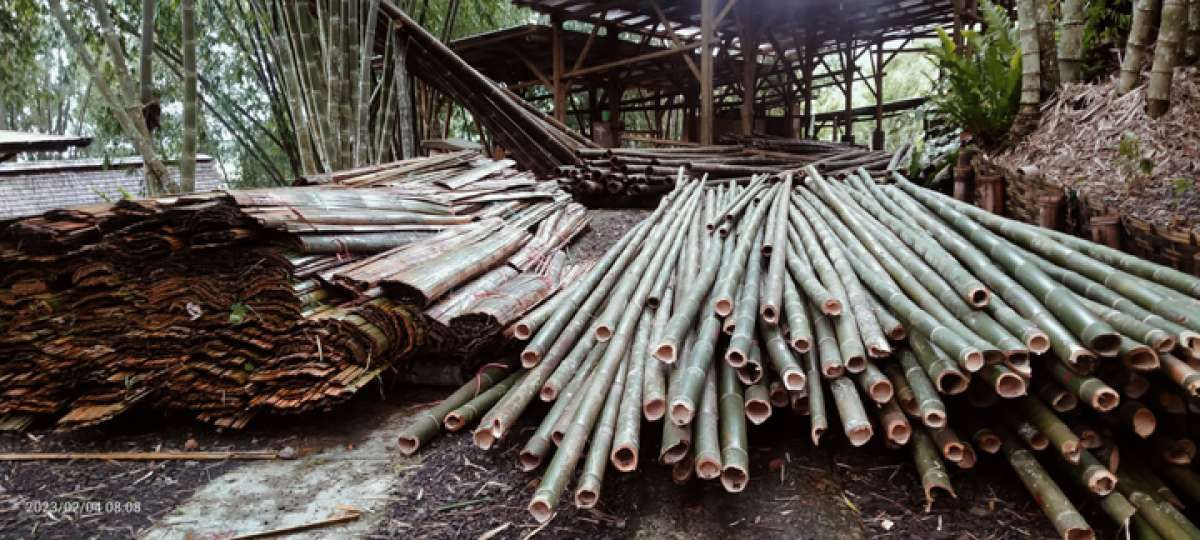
976 172 1005 215
552 16 566 123
841 37 855 143
685 82 698 142
1089 215 1123 249
872 40 885 150
739 15 757 135
700 0 715 145
1037 192 1066 231
802 35 816 139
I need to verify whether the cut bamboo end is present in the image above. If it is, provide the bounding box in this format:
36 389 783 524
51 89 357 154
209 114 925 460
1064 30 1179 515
963 351 985 373
924 410 947 429
1122 346 1159 372
967 287 990 308
760 305 779 324
696 456 722 480
823 364 846 379
942 442 965 462
736 364 762 385
720 465 749 493
982 350 1005 366
1048 392 1078 412
538 385 559 402
993 372 1027 398
1089 333 1123 358
1076 429 1101 449
1063 527 1094 540
782 370 806 392
528 498 554 523
822 299 844 316
660 442 689 465
513 323 534 340
518 451 542 472
611 446 638 472
397 436 420 456
1067 348 1097 372
714 298 734 318
722 319 736 336
811 425 826 446
867 344 892 359
594 325 614 341
744 399 772 425
550 428 565 446
923 484 956 510
790 337 812 354
847 424 874 447
669 401 695 426
1152 333 1177 353
957 446 977 469
575 487 599 509
887 422 912 446
1181 332 1200 357
520 349 541 368
867 380 893 404
886 326 907 342
937 372 969 395
443 412 467 432
845 355 867 373
974 431 1001 454
1061 442 1082 465
1026 332 1051 355
1162 440 1196 465
1124 374 1150 400
654 342 678 364
671 458 694 484
1131 408 1156 438
1029 433 1050 451
1091 388 1120 412
725 349 747 368
473 427 497 450
643 398 666 421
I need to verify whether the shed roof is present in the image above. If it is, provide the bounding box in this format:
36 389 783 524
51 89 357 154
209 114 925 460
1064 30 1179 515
0 130 93 160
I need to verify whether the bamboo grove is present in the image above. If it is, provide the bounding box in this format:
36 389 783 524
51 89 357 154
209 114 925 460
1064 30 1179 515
400 164 1200 539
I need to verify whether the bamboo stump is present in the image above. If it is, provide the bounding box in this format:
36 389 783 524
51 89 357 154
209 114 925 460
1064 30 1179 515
1037 192 1066 231
1089 215 1123 250
977 173 1005 215
953 165 975 202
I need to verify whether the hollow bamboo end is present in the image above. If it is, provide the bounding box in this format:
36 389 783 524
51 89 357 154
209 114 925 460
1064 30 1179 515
518 451 542 472
696 457 722 480
976 433 1001 454
845 355 867 374
944 443 965 462
847 425 873 447
670 401 695 426
1132 408 1156 438
1029 433 1049 451
1181 332 1200 357
1153 333 1177 353
745 400 772 425
1092 389 1120 412
1089 333 1122 358
823 364 845 379
715 298 734 318
1063 527 1095 540
888 423 912 446
1050 393 1079 412
643 398 666 421
957 446 977 469
924 410 947 429
1163 440 1196 464
811 426 826 446
760 305 779 324
520 349 541 368
1063 442 1082 464
575 488 599 509
1125 375 1150 400
1123 346 1159 372
594 325 614 342
612 446 639 472
923 484 957 509
867 344 892 359
397 436 419 456
550 429 565 446
963 351 985 372
528 499 554 523
888 326 908 342
443 413 466 432
791 337 813 354
783 371 807 392
720 465 749 493
869 381 894 404
967 287 990 308
822 299 844 316
722 320 736 336
1088 470 1117 496
473 428 496 450
654 343 677 364
539 385 558 402
737 364 763 385
938 372 970 395
1026 332 1051 354
661 442 690 465
994 372 1026 398
513 324 533 341
726 349 747 368
1068 347 1097 371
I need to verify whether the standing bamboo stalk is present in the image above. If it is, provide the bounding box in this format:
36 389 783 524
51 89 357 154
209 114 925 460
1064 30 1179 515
1017 0 1043 118
1149 0 1187 117
180 0 197 192
1120 0 1163 94
1058 0 1085 83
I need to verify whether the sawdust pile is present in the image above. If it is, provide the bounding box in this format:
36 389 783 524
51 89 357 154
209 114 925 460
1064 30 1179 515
1001 67 1200 233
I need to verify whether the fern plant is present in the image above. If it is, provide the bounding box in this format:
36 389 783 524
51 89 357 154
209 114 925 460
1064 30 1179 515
926 1 1022 149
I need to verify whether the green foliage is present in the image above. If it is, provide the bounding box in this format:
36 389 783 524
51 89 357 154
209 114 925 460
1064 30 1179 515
1081 0 1133 80
228 302 248 325
1171 177 1194 197
925 0 1021 149
1115 131 1155 178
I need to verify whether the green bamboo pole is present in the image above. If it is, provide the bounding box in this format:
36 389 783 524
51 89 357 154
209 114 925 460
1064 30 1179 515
829 376 873 446
781 276 813 352
519 340 606 470
879 398 912 446
867 293 905 341
882 183 1097 369
981 364 1028 398
884 362 921 418
719 359 750 491
693 366 722 480
894 178 1121 358
180 0 197 191
1035 378 1080 412
808 298 844 378
782 216 842 316
760 315 807 391
644 284 674 421
611 309 651 472
397 364 512 455
1120 0 1162 93
1017 0 1042 117
995 426 1096 540
668 240 734 426
655 219 728 364
803 349 828 445
793 188 982 371
929 425 966 462
1044 359 1121 412
737 341 765 385
541 338 607 402
574 353 629 509
907 329 970 396
712 186 776 317
898 349 948 427
1040 225 1200 300
786 207 866 370
912 426 956 510
1074 294 1177 353
856 361 893 404
726 229 766 367
1016 395 1082 464
443 370 527 434
1149 0 1187 117
760 176 794 324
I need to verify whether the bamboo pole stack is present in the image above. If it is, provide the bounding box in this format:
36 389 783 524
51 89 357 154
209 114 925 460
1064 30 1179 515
402 165 1200 539
0 155 586 430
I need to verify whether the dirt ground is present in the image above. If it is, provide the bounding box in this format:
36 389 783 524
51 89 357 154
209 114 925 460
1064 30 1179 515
0 209 1070 539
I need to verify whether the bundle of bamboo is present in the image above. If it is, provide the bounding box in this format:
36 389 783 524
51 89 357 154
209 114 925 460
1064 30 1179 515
0 156 586 430
560 140 903 203
403 167 1200 539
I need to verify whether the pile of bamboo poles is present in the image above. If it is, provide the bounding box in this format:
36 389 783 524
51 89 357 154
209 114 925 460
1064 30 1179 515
0 155 585 430
559 141 906 202
400 165 1200 539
